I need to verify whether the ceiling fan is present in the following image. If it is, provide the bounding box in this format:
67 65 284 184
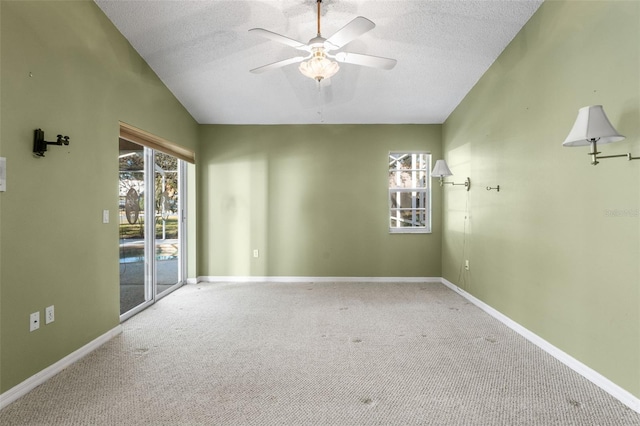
249 0 397 82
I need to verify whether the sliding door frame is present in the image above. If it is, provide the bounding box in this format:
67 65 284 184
119 123 194 322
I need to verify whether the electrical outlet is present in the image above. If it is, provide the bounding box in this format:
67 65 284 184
253 249 259 258
0 157 6 192
102 209 109 224
45 305 55 324
30 311 40 332
465 260 470 271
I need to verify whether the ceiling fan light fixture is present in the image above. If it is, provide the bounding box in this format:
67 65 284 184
250 0 395 80
299 49 339 82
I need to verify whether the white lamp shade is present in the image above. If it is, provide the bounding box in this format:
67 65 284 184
431 159 453 177
563 105 625 147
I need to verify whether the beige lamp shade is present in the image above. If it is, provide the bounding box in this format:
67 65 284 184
563 105 625 147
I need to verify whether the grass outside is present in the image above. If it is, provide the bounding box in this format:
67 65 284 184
119 216 178 239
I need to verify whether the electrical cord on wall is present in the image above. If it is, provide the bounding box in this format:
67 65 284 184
456 190 470 290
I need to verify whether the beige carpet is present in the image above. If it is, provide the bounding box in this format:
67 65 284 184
1 281 639 425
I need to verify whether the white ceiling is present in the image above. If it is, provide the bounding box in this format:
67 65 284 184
94 0 542 125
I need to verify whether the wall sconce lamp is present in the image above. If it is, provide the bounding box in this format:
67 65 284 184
431 159 471 191
563 105 638 165
33 128 70 157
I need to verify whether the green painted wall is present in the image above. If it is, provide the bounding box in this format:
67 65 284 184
199 125 442 278
0 0 198 393
2 0 637 406
442 0 639 397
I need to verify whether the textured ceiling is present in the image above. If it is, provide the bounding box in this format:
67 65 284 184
94 0 542 125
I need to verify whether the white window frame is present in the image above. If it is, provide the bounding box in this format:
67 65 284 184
388 151 432 234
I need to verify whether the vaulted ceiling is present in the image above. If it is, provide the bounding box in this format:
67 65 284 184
95 0 543 125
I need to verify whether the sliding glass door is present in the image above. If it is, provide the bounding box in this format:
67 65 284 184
119 138 185 318
119 140 147 315
154 151 181 297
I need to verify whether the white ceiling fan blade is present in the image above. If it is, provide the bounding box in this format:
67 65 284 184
324 17 375 51
249 28 309 51
334 52 397 70
250 56 307 74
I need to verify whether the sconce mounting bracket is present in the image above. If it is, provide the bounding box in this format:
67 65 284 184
441 177 471 191
33 128 70 157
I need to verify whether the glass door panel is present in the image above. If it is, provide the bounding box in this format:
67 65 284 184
119 136 185 319
119 139 150 315
154 151 180 296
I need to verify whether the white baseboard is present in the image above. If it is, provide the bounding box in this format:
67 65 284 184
197 276 442 284
0 325 123 410
440 278 640 414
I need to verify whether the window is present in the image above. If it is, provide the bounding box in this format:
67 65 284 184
388 152 431 233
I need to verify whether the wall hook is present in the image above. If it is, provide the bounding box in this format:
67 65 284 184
33 129 70 157
486 185 500 192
